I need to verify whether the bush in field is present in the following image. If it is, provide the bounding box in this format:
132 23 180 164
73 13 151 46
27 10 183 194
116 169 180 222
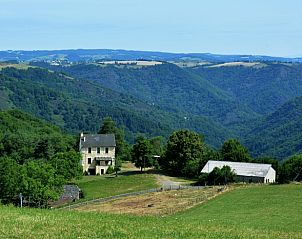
198 165 236 185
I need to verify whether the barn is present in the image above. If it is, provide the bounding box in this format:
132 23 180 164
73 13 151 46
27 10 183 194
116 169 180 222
201 160 276 183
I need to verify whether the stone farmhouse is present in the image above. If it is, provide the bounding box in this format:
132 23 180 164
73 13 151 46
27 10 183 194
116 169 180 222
79 133 116 175
201 160 276 183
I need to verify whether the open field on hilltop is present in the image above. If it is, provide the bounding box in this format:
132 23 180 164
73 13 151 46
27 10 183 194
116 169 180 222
207 61 265 68
74 187 224 216
0 184 301 239
0 62 36 70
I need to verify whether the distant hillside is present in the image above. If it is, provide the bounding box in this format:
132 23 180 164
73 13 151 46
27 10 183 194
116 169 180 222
0 49 301 63
244 96 302 159
0 66 232 146
34 62 259 128
192 63 302 115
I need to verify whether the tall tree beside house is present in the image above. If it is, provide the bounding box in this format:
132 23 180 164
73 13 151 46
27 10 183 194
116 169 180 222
49 150 83 180
131 136 153 172
98 117 126 158
162 129 206 177
221 139 252 163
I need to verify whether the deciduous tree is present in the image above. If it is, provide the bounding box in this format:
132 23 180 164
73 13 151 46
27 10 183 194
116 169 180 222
221 139 252 162
49 150 82 180
131 136 153 172
163 129 205 177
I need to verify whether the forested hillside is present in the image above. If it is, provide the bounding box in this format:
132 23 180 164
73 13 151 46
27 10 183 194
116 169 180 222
0 66 232 146
192 63 302 115
0 109 75 162
244 96 302 159
34 62 258 127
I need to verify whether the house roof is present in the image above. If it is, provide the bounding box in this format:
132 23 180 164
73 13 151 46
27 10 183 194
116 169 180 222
80 134 116 148
201 160 274 178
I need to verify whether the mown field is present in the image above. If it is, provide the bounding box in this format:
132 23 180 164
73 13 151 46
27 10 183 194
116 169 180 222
0 184 301 239
73 172 158 200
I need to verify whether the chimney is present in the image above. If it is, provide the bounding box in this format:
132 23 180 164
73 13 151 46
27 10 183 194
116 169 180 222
80 132 86 142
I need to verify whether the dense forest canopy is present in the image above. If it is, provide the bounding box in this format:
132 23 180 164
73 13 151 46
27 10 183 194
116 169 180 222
0 66 232 146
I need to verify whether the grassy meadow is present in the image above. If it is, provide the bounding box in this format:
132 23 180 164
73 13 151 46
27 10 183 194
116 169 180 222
0 184 301 239
73 172 158 200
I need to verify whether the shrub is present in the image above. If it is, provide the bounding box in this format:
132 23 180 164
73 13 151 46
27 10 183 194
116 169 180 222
106 166 115 174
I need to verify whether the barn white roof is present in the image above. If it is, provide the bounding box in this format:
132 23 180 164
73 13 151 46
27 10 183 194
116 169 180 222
201 160 273 178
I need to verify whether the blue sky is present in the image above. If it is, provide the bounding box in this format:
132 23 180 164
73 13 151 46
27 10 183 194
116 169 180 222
0 0 301 57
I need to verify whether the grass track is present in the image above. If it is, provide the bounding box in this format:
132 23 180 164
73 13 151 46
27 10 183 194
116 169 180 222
0 184 301 239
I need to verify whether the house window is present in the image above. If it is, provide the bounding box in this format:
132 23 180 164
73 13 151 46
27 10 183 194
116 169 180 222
105 147 109 154
97 147 100 154
88 147 91 153
96 160 100 166
88 158 91 164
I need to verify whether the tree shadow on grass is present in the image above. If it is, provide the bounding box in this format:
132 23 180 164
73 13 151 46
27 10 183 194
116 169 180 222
118 170 145 176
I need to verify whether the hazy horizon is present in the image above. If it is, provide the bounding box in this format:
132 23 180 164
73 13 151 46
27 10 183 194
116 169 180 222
1 48 301 59
1 0 301 57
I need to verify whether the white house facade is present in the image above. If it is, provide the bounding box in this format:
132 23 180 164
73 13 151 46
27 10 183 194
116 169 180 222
79 133 116 175
201 160 276 183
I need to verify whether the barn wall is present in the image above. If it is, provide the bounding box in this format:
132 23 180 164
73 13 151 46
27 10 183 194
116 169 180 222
237 175 264 183
264 167 276 183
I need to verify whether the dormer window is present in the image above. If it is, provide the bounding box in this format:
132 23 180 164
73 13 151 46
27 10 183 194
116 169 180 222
88 147 91 153
97 147 100 154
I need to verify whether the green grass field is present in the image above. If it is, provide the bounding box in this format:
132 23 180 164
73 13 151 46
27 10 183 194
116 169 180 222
73 172 158 200
0 184 301 239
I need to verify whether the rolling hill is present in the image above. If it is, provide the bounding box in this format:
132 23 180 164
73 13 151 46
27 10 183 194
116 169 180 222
0 66 233 146
1 49 301 63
